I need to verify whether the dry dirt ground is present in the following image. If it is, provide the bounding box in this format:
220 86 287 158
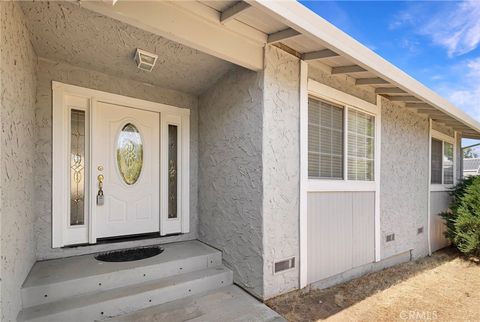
267 248 480 322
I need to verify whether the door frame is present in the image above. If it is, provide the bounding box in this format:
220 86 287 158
52 82 190 248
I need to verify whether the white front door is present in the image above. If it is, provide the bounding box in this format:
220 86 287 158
92 102 160 239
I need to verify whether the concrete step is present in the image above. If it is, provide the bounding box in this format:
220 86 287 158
106 285 286 322
18 266 233 322
22 240 221 307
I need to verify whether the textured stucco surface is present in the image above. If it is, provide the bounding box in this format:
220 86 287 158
0 2 38 320
35 58 199 260
380 98 430 259
262 46 300 299
19 1 233 95
198 66 264 298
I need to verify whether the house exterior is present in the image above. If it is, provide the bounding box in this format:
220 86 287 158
463 158 480 177
2 1 480 321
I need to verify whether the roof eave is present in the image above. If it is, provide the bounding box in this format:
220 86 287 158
249 0 480 137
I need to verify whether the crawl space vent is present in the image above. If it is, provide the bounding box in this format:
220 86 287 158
274 257 295 274
134 48 158 72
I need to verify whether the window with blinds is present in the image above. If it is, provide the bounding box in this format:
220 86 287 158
347 108 375 181
431 139 442 184
431 138 454 185
308 97 344 179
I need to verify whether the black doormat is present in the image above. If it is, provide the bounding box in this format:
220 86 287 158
95 245 164 262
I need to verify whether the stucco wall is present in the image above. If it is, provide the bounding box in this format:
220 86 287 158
0 3 38 320
198 66 264 298
380 97 430 259
35 58 199 260
262 45 300 299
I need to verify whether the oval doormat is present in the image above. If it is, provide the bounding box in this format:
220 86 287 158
95 246 164 262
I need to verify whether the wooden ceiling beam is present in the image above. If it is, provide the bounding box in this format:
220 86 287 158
387 96 422 102
355 77 388 85
267 28 301 44
220 1 251 23
331 65 367 75
302 49 339 61
415 109 445 115
375 87 406 94
405 103 432 109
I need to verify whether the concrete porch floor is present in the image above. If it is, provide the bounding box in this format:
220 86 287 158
106 285 285 322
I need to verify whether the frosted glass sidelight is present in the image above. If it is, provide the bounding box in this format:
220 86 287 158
70 109 86 225
168 125 178 219
116 123 143 185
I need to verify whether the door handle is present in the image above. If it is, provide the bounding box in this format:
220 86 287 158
97 174 105 206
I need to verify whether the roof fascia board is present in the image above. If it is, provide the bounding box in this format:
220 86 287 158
80 1 264 71
248 0 480 133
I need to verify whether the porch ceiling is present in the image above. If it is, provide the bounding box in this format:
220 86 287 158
80 0 480 139
19 1 235 95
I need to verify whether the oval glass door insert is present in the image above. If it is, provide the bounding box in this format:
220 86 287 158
116 123 143 185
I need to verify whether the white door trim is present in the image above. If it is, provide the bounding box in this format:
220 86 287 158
52 82 190 248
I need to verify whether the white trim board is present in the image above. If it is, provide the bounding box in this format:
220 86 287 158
52 82 190 116
52 82 190 248
299 61 308 288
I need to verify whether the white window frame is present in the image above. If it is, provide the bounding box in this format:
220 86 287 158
430 127 456 192
306 80 381 192
52 82 190 248
300 77 382 288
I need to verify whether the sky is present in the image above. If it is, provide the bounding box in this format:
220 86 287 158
300 0 480 148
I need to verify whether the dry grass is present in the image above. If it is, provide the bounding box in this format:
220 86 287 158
267 248 480 322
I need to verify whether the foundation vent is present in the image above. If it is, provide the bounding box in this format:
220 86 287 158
274 257 295 274
134 48 158 72
417 227 424 234
386 233 395 242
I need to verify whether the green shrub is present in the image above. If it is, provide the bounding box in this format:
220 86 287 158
441 176 480 256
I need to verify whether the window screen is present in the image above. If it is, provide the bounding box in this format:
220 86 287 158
308 97 343 179
443 142 454 184
431 138 442 184
347 109 375 181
